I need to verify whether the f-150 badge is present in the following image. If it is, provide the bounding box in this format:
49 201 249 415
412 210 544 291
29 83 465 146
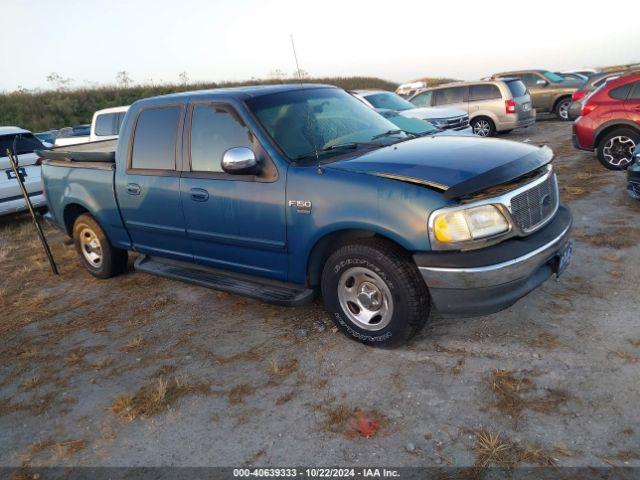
288 200 312 214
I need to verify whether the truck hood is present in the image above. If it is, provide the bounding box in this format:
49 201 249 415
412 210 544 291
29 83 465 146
325 135 553 200
400 106 467 120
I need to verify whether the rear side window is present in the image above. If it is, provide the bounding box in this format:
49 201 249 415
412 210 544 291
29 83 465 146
433 87 466 106
609 83 632 100
131 107 181 170
190 105 252 172
469 84 502 101
116 112 127 134
411 91 433 107
505 80 527 98
628 82 640 100
94 113 117 136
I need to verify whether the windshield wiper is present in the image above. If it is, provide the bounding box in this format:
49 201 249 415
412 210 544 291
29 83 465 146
370 129 418 141
293 142 376 161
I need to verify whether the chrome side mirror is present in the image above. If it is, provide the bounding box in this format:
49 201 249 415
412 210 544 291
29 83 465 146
536 79 548 87
221 147 258 174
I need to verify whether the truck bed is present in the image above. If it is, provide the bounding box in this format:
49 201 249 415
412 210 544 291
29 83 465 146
37 139 117 167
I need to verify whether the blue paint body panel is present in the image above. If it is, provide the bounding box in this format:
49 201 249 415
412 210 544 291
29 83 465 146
41 84 551 287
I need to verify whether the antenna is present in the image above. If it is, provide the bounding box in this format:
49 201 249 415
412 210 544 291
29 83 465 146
289 34 319 165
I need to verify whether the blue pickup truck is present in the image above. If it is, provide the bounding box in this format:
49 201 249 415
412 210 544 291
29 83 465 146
40 84 572 347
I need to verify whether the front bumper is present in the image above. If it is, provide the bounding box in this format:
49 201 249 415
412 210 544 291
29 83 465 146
414 206 572 316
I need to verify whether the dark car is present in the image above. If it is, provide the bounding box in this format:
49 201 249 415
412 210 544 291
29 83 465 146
573 71 640 169
568 71 633 120
628 146 640 199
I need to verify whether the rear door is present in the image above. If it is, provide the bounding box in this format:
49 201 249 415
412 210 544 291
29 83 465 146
115 105 193 261
504 79 533 121
180 102 288 280
468 83 502 117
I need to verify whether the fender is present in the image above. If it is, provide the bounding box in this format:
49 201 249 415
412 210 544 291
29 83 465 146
594 120 640 145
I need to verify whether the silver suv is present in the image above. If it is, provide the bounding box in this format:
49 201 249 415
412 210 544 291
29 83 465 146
408 79 534 137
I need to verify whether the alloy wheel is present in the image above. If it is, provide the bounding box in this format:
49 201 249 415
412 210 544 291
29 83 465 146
603 136 636 167
473 119 491 136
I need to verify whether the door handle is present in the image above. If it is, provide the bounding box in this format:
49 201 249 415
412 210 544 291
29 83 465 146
126 183 141 195
190 188 209 202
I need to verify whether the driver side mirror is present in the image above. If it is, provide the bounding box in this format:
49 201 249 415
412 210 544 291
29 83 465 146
536 79 549 87
221 147 259 175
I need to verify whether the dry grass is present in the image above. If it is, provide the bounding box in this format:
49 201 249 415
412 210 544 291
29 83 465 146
268 358 299 377
228 384 255 405
275 391 296 406
488 370 571 425
313 400 387 438
474 430 569 468
573 227 640 249
110 375 210 421
121 335 144 352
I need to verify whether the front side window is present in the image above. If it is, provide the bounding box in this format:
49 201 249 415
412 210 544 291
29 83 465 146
434 87 465 106
247 88 400 161
131 107 181 170
190 105 252 172
362 92 415 111
520 74 541 87
95 113 117 136
411 91 433 107
469 84 501 102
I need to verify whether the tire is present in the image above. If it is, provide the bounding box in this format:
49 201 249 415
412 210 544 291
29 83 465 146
554 97 571 121
470 117 496 137
596 128 640 170
321 238 430 348
72 213 128 279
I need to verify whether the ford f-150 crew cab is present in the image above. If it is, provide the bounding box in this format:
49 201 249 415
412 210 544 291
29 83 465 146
40 84 573 347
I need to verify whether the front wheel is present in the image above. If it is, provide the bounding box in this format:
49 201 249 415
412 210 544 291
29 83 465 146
321 239 430 348
73 213 128 279
470 117 496 137
597 128 639 170
555 98 571 121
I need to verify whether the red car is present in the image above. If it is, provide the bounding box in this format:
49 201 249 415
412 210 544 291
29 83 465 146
573 71 640 170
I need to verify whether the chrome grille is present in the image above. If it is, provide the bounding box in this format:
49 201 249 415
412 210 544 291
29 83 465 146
433 115 469 130
509 174 558 232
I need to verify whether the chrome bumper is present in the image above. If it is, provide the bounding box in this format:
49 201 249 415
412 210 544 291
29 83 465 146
419 221 571 289
415 205 572 316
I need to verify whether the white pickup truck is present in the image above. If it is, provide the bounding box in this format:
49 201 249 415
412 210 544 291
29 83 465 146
0 127 48 216
54 106 129 147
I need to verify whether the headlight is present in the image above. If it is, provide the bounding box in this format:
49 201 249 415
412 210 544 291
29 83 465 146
431 204 510 244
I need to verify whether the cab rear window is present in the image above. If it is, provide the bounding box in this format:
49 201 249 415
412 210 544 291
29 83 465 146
505 80 527 98
0 133 44 157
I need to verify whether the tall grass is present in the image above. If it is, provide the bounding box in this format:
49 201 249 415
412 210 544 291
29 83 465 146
0 77 398 132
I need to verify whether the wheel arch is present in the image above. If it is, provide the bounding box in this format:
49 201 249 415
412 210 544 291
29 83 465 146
306 228 412 287
552 95 572 113
594 121 640 148
63 202 91 235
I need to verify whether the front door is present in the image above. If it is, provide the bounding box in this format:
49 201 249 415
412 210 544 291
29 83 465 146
115 105 193 261
180 103 288 280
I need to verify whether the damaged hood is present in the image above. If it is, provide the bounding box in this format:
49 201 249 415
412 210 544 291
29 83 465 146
325 135 553 200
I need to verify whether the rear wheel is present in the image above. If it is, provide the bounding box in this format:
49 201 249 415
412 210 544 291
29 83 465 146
554 97 572 121
72 214 127 279
470 117 496 137
597 128 639 170
321 238 430 348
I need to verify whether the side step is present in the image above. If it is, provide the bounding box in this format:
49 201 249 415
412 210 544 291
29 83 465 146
134 255 316 307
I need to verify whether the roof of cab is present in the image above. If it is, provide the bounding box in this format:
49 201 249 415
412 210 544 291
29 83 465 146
133 83 337 107
0 126 31 136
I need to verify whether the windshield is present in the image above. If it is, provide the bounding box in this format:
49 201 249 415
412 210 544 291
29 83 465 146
363 92 416 111
0 133 45 157
247 88 405 160
542 71 566 83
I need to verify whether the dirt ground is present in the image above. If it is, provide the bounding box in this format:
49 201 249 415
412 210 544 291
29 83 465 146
1 120 639 470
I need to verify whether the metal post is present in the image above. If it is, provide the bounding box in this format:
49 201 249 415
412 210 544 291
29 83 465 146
6 148 59 276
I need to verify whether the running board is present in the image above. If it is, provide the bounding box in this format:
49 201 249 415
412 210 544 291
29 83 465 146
134 255 316 307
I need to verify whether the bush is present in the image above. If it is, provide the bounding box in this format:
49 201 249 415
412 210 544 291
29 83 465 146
0 77 398 132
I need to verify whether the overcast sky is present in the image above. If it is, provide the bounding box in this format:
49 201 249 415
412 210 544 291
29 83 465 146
1 0 638 91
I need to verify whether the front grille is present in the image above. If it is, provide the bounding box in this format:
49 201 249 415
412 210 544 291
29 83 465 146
509 174 558 232
434 115 469 130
